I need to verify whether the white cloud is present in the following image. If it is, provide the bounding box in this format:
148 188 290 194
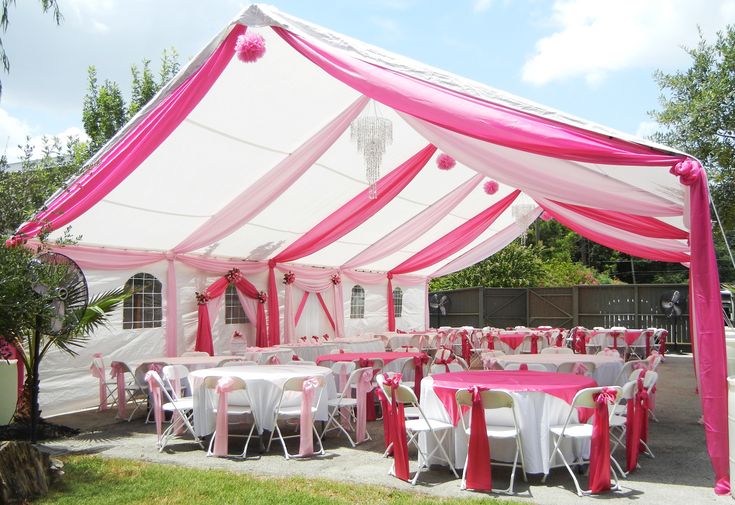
473 0 493 12
635 120 659 139
522 0 735 86
0 108 88 163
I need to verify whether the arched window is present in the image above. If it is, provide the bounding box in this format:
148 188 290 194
123 273 162 329
350 285 365 319
225 284 250 324
392 287 403 318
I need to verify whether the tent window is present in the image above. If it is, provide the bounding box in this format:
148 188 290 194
393 287 403 318
225 284 249 324
123 273 162 329
350 285 365 319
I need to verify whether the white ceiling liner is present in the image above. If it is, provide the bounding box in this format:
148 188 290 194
43 3 690 279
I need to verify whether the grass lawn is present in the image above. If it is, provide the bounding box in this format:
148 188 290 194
38 455 526 505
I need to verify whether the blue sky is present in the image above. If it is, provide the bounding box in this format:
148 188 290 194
2 0 735 162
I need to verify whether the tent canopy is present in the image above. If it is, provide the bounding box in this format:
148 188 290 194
11 4 727 492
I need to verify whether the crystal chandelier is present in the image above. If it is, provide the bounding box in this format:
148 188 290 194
511 203 535 245
351 104 392 199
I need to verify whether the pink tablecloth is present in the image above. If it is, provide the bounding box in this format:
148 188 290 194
431 370 596 424
624 330 643 345
497 334 526 350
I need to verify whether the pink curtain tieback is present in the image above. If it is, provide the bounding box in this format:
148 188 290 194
144 371 163 442
90 353 108 411
465 385 492 490
213 376 239 457
384 373 409 481
355 369 372 443
301 336 308 342
110 362 126 419
299 377 320 457
589 387 617 493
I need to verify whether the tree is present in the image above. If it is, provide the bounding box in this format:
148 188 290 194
0 0 62 97
650 25 735 282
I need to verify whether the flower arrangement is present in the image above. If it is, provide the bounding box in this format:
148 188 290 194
195 291 211 305
283 271 295 285
225 268 242 283
436 153 456 170
330 273 341 285
483 180 499 195
232 330 244 339
257 291 268 304
235 32 266 63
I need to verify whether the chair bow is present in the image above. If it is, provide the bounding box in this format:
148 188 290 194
435 354 455 373
572 362 589 376
481 355 497 370
465 386 492 490
267 354 281 365
300 336 308 342
90 354 108 411
213 376 239 456
384 374 409 481
589 387 617 493
518 363 529 371
299 377 320 457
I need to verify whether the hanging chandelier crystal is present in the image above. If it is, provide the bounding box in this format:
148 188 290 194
511 203 535 245
351 105 392 199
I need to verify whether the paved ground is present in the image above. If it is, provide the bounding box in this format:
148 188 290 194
43 354 730 504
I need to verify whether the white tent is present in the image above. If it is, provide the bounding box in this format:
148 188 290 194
12 4 727 491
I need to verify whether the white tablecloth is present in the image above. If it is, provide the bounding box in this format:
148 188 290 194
277 343 338 362
239 348 295 364
335 338 385 353
496 354 623 386
188 364 334 437
419 376 590 475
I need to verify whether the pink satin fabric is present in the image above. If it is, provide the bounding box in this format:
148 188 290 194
213 376 239 457
465 386 492 491
589 388 616 493
572 362 589 376
110 362 126 419
144 371 163 442
90 353 107 411
355 369 372 443
299 377 320 457
498 333 525 350
384 374 410 481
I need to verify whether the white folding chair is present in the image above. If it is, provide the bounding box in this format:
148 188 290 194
481 350 506 358
378 380 459 485
556 361 596 377
456 389 527 494
161 364 193 404
376 373 420 422
542 386 623 496
394 346 420 353
217 359 258 367
321 366 373 447
146 370 203 452
429 363 464 374
502 362 548 372
627 329 655 361
267 375 326 459
608 380 642 477
629 369 659 422
89 355 119 411
203 375 257 458
117 362 157 422
613 360 647 387
540 347 573 355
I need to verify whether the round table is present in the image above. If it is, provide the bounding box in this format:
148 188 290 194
495 354 623 386
188 364 334 437
420 370 596 474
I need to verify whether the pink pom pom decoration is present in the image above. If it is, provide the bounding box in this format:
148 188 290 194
235 32 266 63
669 158 703 186
436 153 456 170
483 180 499 195
540 211 552 222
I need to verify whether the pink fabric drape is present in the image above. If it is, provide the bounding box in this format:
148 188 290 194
89 354 107 411
465 386 492 491
387 275 395 332
384 374 410 481
110 362 126 419
145 371 163 442
689 171 730 494
391 190 520 274
294 290 310 326
274 28 683 166
213 376 238 457
299 377 320 457
13 25 244 242
356 369 372 444
341 174 484 269
589 388 616 494
315 292 336 330
173 96 369 254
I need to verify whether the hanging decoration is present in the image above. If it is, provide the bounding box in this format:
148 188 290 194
512 203 536 245
195 291 211 305
330 273 341 285
283 271 295 284
257 291 268 304
225 267 242 282
483 180 499 195
234 32 266 63
351 103 393 199
436 153 456 170
670 159 702 186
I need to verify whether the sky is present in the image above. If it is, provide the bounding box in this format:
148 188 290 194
2 0 735 162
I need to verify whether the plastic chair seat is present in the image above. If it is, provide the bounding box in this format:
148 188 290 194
403 406 421 418
405 417 454 432
549 423 593 438
162 397 194 412
213 405 253 416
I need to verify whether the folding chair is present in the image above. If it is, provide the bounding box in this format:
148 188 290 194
89 354 118 411
613 360 647 387
203 375 258 458
556 361 597 377
267 375 326 459
321 366 373 446
456 389 527 494
542 386 623 496
111 361 152 422
379 380 459 485
217 359 258 367
540 347 573 355
429 362 464 374
145 370 203 452
608 380 647 477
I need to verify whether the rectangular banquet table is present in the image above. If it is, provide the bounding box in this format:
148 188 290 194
420 370 596 474
188 364 335 437
495 353 623 386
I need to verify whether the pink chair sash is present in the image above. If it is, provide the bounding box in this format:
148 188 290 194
338 364 350 429
385 374 409 481
110 362 126 419
298 377 320 457
481 356 497 370
376 386 393 453
355 369 372 443
572 362 589 375
267 354 281 365
519 363 529 371
213 376 239 457
90 353 108 411
530 334 540 354
460 331 471 364
626 390 641 472
465 386 492 491
589 387 617 493
636 374 650 451
413 354 428 399
144 371 163 442
435 354 456 373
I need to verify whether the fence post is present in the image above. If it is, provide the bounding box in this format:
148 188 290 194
572 286 579 326
478 286 485 328
634 284 640 328
525 289 530 327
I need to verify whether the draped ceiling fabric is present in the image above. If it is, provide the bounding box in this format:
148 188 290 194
12 4 726 492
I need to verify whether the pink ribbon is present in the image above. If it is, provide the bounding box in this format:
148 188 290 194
299 377 320 457
90 353 108 411
338 364 350 429
435 354 456 373
110 362 126 419
530 334 539 354
589 387 617 493
213 376 239 456
267 354 281 365
144 371 163 442
481 356 497 370
355 369 372 443
572 362 589 375
384 374 409 481
519 363 529 371
465 386 492 490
